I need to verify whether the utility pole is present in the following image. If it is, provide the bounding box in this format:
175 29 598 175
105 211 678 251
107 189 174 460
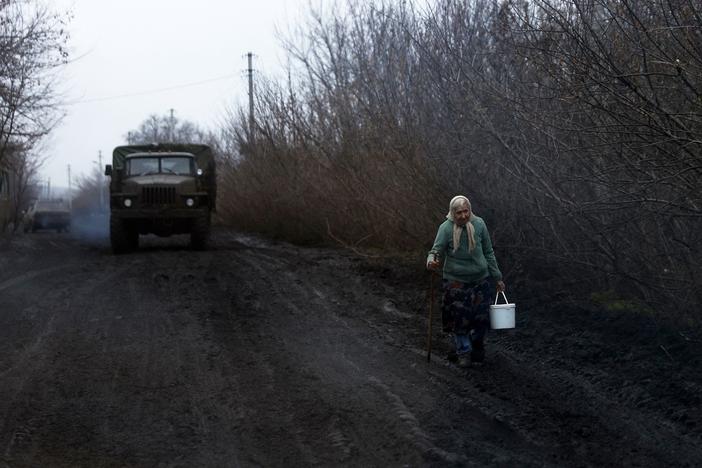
169 108 175 142
98 150 104 211
67 164 72 210
247 52 255 135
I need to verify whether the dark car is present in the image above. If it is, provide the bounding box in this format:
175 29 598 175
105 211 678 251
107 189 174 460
23 199 71 233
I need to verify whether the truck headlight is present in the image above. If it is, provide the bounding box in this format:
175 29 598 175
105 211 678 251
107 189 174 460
185 198 195 207
124 198 132 208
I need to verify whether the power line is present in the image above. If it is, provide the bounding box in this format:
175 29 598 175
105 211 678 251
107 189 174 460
63 72 239 106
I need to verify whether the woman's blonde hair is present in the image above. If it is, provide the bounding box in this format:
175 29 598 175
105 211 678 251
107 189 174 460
446 195 476 252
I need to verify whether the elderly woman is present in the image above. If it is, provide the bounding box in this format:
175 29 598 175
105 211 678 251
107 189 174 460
427 195 505 367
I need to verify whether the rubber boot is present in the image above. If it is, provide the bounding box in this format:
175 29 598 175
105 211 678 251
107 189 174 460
470 339 485 364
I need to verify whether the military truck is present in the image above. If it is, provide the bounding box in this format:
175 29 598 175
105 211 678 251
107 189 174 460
104 144 217 253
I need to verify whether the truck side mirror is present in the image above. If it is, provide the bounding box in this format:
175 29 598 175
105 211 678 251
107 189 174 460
104 164 112 176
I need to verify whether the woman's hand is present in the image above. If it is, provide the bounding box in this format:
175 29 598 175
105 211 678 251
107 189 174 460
496 280 506 292
427 260 441 271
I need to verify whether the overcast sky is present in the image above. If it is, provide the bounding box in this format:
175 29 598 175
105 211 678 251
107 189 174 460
44 0 297 188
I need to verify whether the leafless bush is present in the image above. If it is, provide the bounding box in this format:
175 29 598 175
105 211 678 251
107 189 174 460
479 0 702 316
217 0 701 321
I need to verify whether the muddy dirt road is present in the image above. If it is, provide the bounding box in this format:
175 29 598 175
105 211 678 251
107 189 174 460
1 228 701 467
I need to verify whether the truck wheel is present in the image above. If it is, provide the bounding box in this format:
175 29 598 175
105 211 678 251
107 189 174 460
128 225 139 249
190 215 210 250
111 217 133 254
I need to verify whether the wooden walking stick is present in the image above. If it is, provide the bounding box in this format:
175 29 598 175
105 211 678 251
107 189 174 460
427 270 436 363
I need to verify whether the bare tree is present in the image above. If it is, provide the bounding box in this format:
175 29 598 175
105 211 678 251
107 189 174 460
0 0 69 167
71 165 106 218
478 0 702 314
125 111 212 145
0 0 69 234
215 0 702 319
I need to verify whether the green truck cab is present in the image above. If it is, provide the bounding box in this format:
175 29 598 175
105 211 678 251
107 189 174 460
104 144 217 253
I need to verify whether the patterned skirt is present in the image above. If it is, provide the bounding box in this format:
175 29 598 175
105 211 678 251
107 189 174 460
440 278 492 338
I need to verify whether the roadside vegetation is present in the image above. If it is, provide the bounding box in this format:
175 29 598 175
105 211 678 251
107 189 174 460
14 0 700 323
214 0 702 323
0 0 69 231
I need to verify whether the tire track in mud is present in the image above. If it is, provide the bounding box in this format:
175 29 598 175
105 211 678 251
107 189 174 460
215 251 361 464
0 256 141 465
367 375 465 464
222 251 335 466
226 244 553 466
488 346 702 466
297 264 521 461
1 241 247 466
3 230 700 466
236 236 701 466
108 249 245 466
0 265 73 293
357 263 702 466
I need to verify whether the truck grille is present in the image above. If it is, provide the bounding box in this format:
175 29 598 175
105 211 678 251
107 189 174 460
142 186 176 205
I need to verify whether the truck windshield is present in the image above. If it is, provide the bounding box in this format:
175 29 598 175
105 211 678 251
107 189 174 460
127 157 193 176
161 157 193 175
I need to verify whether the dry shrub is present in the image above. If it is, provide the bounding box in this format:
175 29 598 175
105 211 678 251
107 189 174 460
215 0 702 323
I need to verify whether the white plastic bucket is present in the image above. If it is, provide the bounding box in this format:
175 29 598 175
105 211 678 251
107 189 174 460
490 291 515 329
